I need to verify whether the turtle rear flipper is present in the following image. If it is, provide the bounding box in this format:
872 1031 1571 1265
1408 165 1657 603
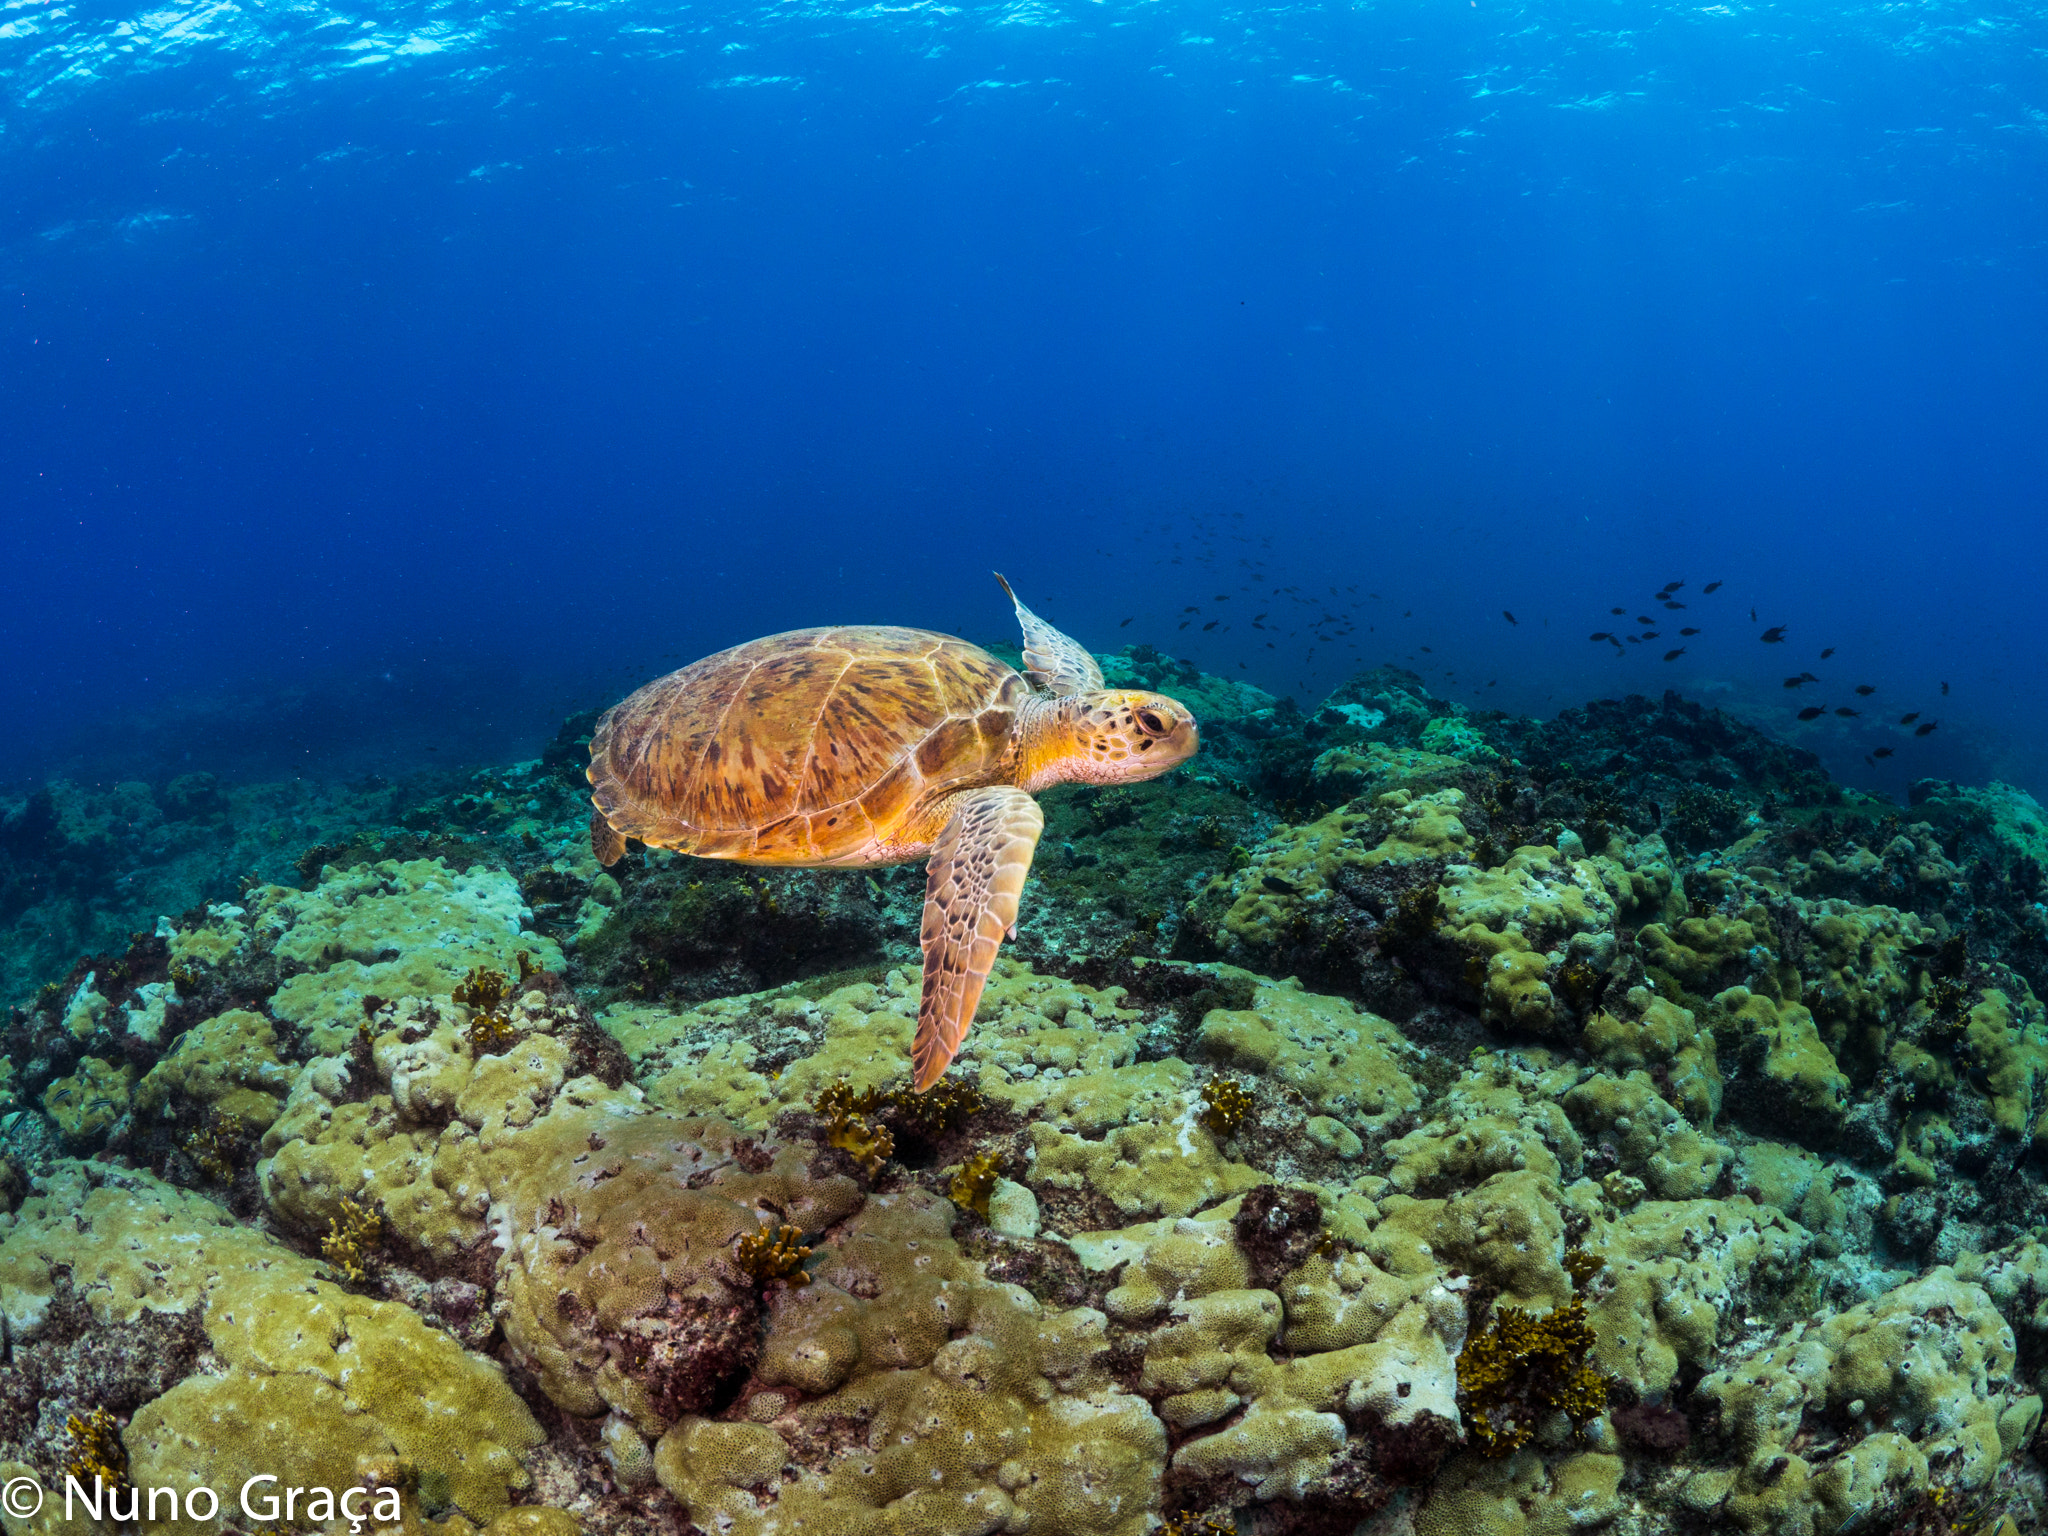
591 808 627 866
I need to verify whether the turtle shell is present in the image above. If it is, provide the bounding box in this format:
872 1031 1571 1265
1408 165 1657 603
588 627 1032 865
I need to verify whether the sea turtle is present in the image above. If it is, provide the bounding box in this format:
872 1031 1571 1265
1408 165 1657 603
587 575 1199 1090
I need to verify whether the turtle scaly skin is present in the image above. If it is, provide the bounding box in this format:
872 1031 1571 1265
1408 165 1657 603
588 577 1198 1089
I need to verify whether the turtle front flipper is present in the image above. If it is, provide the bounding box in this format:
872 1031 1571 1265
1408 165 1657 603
912 785 1044 1091
994 573 1104 696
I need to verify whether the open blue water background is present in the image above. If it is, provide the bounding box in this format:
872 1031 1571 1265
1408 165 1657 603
4 0 2044 793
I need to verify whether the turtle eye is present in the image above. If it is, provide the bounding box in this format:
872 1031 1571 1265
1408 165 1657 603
1134 707 1174 738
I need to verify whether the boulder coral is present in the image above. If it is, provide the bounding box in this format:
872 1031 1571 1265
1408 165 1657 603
1683 1270 2030 1536
258 858 567 1053
0 1163 543 1534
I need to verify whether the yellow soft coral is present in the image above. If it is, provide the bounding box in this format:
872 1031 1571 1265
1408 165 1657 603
889 1075 984 1137
321 1195 383 1281
457 965 519 1052
812 1081 896 1177
182 1114 240 1182
64 1406 128 1492
734 1223 812 1286
1200 1076 1255 1137
1563 1244 1606 1288
1457 1292 1609 1455
948 1150 1003 1217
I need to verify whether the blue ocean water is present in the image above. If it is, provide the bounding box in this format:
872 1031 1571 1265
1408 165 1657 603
4 0 2044 793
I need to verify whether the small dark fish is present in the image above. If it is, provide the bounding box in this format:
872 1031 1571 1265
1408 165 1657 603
1636 615 1654 625
1589 632 1612 642
1661 580 1685 593
1641 631 1660 640
1761 626 1787 643
1625 636 1640 644
1503 610 1518 625
1873 747 1895 759
1797 706 1826 721
1834 707 1858 718
1262 875 1298 895
1820 647 1836 660
1214 594 1229 601
1202 621 1220 631
1182 605 1199 613
1611 607 1627 615
1854 684 1875 696
1916 720 1939 736
1703 581 1722 593
1119 617 1134 627
1900 712 1920 724
1783 676 1810 689
1178 621 1191 630
1941 681 1950 695
1663 601 1686 610
1680 627 1700 636
1751 607 1758 621
1664 648 1685 661
1421 646 1433 653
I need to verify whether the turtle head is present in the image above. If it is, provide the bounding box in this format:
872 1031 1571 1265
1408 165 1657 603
1025 690 1199 787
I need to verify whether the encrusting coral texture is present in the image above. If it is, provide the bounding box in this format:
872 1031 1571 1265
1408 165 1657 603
1 658 2045 1536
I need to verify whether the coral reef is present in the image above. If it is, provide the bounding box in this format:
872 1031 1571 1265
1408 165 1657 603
258 856 568 1054
1683 1269 2033 1534
0 1163 546 1529
2 662 2046 1536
